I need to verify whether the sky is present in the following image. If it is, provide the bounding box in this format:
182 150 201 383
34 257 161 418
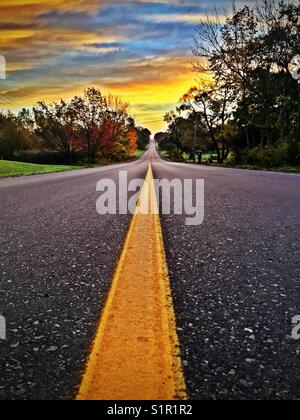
0 0 250 132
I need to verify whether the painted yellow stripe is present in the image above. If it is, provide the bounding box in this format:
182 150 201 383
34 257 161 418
77 164 187 400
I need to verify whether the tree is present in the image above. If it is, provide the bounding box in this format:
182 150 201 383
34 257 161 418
179 82 233 162
125 127 138 156
0 112 33 159
192 0 300 158
163 112 184 152
68 88 132 162
34 100 77 161
68 88 107 162
1 87 137 164
137 128 151 150
154 132 166 144
99 94 132 160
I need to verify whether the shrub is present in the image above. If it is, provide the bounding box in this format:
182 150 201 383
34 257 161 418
14 150 86 165
167 149 185 162
230 143 300 168
281 141 300 166
165 142 178 153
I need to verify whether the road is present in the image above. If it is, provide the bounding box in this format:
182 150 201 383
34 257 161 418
0 156 149 400
0 143 300 400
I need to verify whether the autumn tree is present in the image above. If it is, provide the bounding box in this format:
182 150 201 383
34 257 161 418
99 94 132 160
67 88 134 162
126 126 138 156
2 88 138 163
34 100 77 161
68 88 107 162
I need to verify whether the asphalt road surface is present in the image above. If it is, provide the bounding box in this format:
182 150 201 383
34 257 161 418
152 150 300 400
0 144 300 400
0 156 149 400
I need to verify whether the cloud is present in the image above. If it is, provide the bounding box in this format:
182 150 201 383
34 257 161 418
0 0 251 131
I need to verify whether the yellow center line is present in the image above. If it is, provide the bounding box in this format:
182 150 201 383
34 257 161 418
76 163 187 400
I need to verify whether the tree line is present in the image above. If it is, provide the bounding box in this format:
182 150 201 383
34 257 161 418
0 88 151 164
157 0 300 169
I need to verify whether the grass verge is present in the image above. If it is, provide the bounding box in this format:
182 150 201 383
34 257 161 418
159 151 300 173
135 149 146 158
223 163 300 173
0 160 87 178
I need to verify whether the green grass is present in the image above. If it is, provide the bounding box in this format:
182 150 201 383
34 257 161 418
160 150 217 163
0 160 86 178
159 150 169 158
135 149 145 158
223 163 300 173
182 152 218 162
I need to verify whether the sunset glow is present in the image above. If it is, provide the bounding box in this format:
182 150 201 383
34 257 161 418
0 0 247 132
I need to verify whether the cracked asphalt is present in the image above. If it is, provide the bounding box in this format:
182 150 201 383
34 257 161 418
0 144 300 400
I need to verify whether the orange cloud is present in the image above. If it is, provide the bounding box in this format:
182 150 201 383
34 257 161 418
0 0 215 132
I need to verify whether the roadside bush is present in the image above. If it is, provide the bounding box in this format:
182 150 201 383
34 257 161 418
158 138 177 152
167 149 185 162
228 143 300 168
225 151 241 165
282 141 300 166
164 142 178 153
14 150 86 165
241 147 281 167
